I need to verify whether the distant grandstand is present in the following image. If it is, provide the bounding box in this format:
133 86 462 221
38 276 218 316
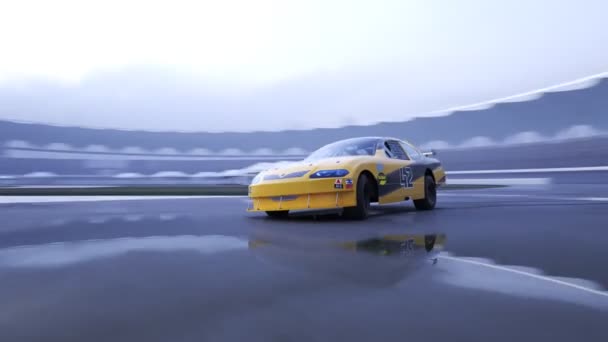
1 75 607 185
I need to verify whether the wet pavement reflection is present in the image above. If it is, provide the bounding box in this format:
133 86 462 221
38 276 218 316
0 206 607 342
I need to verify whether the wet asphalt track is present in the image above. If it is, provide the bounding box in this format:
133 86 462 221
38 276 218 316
1 184 608 342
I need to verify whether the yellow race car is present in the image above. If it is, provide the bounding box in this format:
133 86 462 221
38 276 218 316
248 137 446 219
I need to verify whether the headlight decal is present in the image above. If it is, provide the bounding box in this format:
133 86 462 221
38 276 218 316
309 169 350 178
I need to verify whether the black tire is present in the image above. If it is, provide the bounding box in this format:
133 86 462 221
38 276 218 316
343 173 372 220
414 174 437 210
266 210 289 218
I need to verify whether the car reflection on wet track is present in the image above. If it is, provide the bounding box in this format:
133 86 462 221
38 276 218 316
248 232 446 287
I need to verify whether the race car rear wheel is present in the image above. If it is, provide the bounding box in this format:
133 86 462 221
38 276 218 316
266 210 289 218
343 173 372 220
414 174 436 210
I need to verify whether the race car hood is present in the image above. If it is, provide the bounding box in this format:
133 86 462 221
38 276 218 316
260 157 361 180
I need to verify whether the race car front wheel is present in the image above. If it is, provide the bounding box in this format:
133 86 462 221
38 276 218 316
414 174 436 210
343 173 372 220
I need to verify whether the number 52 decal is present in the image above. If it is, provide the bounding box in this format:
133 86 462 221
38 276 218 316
400 167 413 188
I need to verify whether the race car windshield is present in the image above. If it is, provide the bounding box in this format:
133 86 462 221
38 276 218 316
305 138 379 161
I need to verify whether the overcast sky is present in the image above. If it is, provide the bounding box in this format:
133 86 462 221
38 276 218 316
0 0 607 132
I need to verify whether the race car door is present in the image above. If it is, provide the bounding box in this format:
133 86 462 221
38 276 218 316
398 140 427 200
377 140 416 204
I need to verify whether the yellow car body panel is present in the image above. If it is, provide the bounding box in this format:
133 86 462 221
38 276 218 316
248 138 446 213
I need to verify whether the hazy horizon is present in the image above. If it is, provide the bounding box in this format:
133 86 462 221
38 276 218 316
1 0 607 132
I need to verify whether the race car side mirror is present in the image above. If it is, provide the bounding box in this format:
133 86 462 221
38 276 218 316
422 150 436 157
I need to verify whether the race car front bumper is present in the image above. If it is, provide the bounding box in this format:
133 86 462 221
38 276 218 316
247 191 357 212
247 177 358 211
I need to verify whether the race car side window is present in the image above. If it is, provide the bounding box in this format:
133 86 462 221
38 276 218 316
399 141 422 160
384 140 409 160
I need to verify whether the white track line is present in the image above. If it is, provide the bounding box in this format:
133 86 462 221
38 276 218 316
439 254 608 298
2 194 605 204
440 193 526 198
575 197 608 202
439 193 608 202
0 195 247 204
448 178 551 185
448 166 608 175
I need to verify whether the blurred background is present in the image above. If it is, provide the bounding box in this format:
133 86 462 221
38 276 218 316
1 0 607 187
